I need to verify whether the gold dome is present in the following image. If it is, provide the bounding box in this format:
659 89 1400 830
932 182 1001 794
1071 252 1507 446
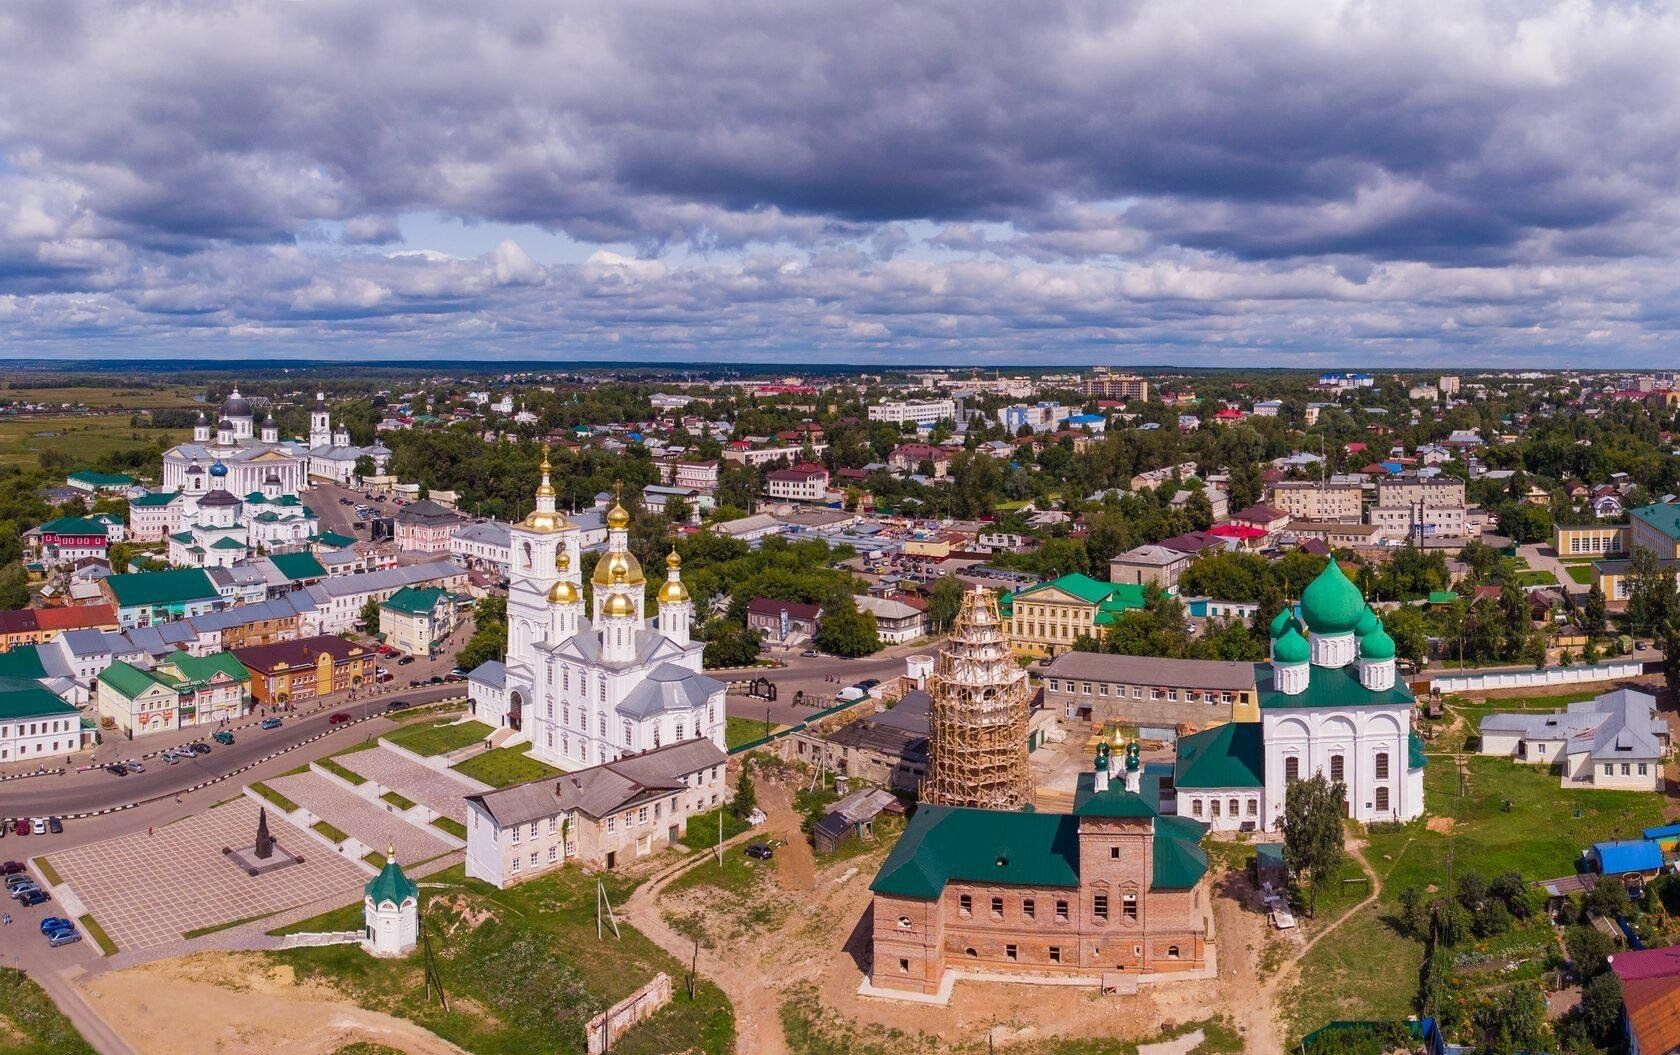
535 448 556 499
548 578 581 605
665 549 682 569
521 508 570 533
607 501 631 530
590 547 644 587
657 578 690 605
601 587 637 619
555 549 572 572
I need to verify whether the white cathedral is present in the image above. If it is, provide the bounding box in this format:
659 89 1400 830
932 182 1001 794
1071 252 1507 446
161 388 390 494
467 458 727 769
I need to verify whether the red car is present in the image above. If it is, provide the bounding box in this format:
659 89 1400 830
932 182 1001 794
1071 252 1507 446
329 712 351 724
11 819 27 837
0 861 23 875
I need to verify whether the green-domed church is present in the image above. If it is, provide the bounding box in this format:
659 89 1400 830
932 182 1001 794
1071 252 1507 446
1172 560 1425 831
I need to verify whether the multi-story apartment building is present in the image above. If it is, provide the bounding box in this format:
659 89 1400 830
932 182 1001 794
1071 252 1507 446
1264 481 1364 523
999 402 1072 435
0 681 85 764
868 399 957 427
1374 475 1466 509
1043 652 1259 727
722 442 829 468
1078 372 1150 401
1368 503 1467 540
764 463 830 503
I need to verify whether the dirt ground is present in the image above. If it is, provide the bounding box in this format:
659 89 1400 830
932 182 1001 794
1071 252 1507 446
77 953 468 1055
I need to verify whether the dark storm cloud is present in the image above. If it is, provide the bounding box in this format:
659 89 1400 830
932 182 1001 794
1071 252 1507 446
3 0 1680 362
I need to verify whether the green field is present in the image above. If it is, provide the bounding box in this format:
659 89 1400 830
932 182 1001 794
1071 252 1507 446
725 714 778 749
272 863 734 1055
1512 569 1559 587
0 967 96 1055
1284 753 1666 1040
384 718 493 757
451 744 560 788
1565 564 1595 585
0 413 188 470
0 383 205 410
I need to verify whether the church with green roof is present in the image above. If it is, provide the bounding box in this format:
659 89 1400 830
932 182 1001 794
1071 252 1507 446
1171 559 1425 831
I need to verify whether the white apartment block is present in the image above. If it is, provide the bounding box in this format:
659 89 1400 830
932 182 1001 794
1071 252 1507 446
867 399 957 427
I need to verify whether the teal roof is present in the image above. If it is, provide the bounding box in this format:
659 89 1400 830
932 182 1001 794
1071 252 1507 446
106 568 218 608
68 471 134 487
1017 573 1143 609
1354 608 1381 637
162 650 249 688
1258 662 1414 711
1269 605 1300 638
382 585 445 615
1174 722 1265 789
129 491 181 508
1409 731 1428 770
1427 591 1458 605
1632 502 1680 543
1359 625 1396 660
210 537 247 550
364 854 418 907
0 677 76 721
268 552 327 581
1274 626 1310 664
98 660 176 700
0 645 47 681
39 516 109 537
1300 560 1365 634
1072 771 1157 817
871 805 1080 899
312 531 356 549
1152 815 1211 889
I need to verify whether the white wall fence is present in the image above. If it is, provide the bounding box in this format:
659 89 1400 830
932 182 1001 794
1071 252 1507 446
1429 658 1647 696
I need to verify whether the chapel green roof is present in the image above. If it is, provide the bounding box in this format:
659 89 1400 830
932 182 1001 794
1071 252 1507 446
1269 606 1299 638
312 531 357 549
1299 560 1365 634
1174 721 1265 789
1072 771 1158 817
1354 608 1381 637
1257 661 1414 711
1152 815 1211 889
364 853 418 907
129 491 181 508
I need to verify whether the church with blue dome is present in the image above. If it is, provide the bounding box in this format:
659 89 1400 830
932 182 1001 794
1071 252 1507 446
1170 560 1425 830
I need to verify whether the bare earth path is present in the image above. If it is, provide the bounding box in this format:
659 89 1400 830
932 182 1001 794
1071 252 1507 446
1238 838 1383 1055
622 777 804 1055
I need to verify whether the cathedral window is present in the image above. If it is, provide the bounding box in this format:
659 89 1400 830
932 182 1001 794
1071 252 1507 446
675 720 685 740
598 714 607 737
1374 752 1389 780
623 720 634 746
1330 755 1345 783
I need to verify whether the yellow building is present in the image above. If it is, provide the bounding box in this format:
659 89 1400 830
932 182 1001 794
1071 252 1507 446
1004 573 1146 657
1555 524 1627 558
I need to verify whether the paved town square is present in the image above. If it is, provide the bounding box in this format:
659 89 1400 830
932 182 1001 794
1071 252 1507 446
335 746 485 824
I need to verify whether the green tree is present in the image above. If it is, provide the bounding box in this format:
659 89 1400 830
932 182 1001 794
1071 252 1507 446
0 562 28 610
1471 982 1548 1055
926 576 965 635
815 601 882 657
359 596 382 634
1564 924 1616 981
1577 970 1623 1048
1282 772 1346 917
1582 583 1607 642
354 454 376 480
106 540 134 574
729 766 758 819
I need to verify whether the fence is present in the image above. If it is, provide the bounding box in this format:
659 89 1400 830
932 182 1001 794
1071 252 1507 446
1428 657 1648 695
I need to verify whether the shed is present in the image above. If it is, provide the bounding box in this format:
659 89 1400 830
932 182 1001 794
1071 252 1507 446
1592 839 1664 877
812 787 901 853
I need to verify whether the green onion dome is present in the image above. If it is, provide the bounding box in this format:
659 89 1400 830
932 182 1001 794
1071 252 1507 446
1359 625 1396 660
1355 607 1381 638
1270 606 1299 638
1274 625 1310 665
1299 560 1366 635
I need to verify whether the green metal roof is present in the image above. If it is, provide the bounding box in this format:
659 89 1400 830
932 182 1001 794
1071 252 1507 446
0 645 47 681
1258 662 1414 711
312 531 356 549
871 805 1080 899
1017 573 1143 609
382 585 445 615
1300 560 1365 634
1409 731 1428 770
105 568 219 608
0 677 76 721
162 650 249 688
98 660 176 700
1632 502 1680 543
1427 590 1458 604
130 491 181 508
211 537 248 550
39 516 110 536
1072 771 1158 816
364 854 418 907
67 471 134 487
268 552 327 581
1174 721 1265 789
1152 815 1210 889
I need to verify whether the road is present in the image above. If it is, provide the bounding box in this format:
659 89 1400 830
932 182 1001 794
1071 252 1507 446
723 640 936 727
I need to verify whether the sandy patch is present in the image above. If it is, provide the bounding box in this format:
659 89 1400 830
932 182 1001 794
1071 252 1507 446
1426 816 1455 833
78 952 466 1055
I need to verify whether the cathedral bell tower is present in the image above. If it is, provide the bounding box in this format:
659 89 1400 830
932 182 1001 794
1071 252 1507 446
507 448 576 666
310 392 331 448
656 549 692 647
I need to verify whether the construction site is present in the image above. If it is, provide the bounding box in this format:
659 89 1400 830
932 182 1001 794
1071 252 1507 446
922 586 1033 811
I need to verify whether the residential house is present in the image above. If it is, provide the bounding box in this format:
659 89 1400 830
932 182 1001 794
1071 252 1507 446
1108 544 1193 591
394 499 467 554
746 597 823 645
1006 574 1146 657
233 635 373 706
0 679 84 763
379 586 464 657
1479 688 1668 789
765 463 830 503
852 594 926 644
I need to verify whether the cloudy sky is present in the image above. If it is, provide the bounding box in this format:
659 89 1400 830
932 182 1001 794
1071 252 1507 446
4 0 1680 366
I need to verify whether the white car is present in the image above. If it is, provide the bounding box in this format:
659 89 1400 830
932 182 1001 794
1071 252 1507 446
30 818 46 835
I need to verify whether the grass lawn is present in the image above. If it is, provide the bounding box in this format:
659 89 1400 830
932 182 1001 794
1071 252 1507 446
431 817 468 840
182 912 279 940
312 820 349 844
249 782 299 812
0 966 96 1054
317 757 366 785
0 413 189 470
380 790 417 811
725 714 777 749
271 863 734 1055
1513 569 1559 587
78 914 117 957
33 857 62 886
384 718 493 757
1565 563 1595 585
450 744 560 788
1284 753 1666 1041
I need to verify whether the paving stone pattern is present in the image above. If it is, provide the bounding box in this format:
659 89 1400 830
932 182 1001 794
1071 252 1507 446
268 771 448 862
337 746 479 824
49 798 366 952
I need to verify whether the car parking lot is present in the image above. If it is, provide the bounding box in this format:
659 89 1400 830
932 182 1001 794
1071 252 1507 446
46 797 367 953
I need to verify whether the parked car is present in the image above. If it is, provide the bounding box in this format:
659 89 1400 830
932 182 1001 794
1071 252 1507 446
0 861 24 875
30 818 45 835
39 916 73 935
397 655 415 665
800 649 819 657
428 675 444 684
6 874 35 891
443 672 464 683
745 843 775 860
105 763 127 776
9 883 41 901
189 741 212 755
260 717 283 730
161 750 181 764
329 712 351 724
857 678 881 690
47 818 62 834
212 730 234 745
12 819 28 836
17 888 49 907
124 760 144 773
46 927 81 946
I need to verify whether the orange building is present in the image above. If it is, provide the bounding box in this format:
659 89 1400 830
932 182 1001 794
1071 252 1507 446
232 635 372 706
0 604 120 650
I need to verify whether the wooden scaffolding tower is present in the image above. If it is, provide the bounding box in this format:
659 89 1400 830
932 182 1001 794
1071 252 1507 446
923 585 1031 811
